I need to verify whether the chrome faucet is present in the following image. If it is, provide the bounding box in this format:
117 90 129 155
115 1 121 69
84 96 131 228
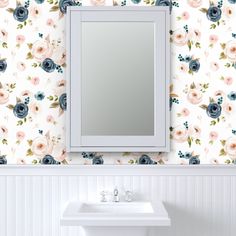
113 188 119 202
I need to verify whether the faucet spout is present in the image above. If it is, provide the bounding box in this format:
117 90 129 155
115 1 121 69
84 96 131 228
113 188 119 202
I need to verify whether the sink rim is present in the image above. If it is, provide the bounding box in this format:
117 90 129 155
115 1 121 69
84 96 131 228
61 201 171 227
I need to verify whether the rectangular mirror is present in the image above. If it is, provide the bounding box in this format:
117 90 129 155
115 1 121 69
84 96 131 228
66 7 170 152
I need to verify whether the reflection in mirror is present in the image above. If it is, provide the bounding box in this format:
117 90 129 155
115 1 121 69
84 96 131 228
81 22 155 136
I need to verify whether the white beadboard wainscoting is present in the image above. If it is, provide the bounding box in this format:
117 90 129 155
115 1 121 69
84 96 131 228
0 166 236 236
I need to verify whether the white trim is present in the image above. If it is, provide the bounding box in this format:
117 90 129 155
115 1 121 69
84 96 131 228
66 7 170 152
0 165 236 176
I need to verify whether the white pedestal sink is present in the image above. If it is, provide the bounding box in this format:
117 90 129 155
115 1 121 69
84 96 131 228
61 201 170 236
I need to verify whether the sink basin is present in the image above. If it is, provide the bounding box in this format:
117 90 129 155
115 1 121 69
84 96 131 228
61 201 170 227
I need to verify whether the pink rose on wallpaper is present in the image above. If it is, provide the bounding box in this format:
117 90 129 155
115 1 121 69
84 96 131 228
0 0 8 8
209 131 218 141
225 41 236 62
187 89 203 105
32 136 53 157
172 29 189 46
51 46 66 66
0 88 9 104
224 6 234 18
223 103 234 114
16 158 26 165
178 63 188 73
31 77 40 85
90 0 106 6
180 108 190 117
31 39 53 62
16 35 25 44
181 11 190 20
187 0 202 8
224 76 233 85
52 143 66 162
210 61 220 71
0 28 8 41
17 62 26 71
29 5 42 19
209 34 218 44
16 131 25 141
172 126 189 143
29 102 42 116
225 137 236 159
0 125 8 138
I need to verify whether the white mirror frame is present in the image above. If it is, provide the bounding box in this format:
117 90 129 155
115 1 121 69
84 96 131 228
66 6 170 153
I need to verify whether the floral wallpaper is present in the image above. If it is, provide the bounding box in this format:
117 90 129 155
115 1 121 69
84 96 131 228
0 0 236 165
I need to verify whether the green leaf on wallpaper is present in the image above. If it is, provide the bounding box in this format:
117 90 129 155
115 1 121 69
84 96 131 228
187 136 192 147
225 160 231 164
2 42 8 48
187 40 192 51
195 42 201 48
6 8 14 13
188 70 193 75
220 43 226 49
6 104 14 110
17 24 23 29
50 6 59 12
26 52 33 60
220 52 227 60
220 140 226 146
210 24 216 29
32 159 38 164
195 139 201 145
26 149 33 156
27 140 33 146
27 43 33 49
47 0 54 4
2 139 8 145
17 120 23 126
32 63 38 68
50 102 59 108
199 8 208 13
190 82 196 89
210 120 217 126
225 63 231 68
47 96 54 101
199 105 207 110
219 148 226 156
209 97 215 103
16 97 21 103
122 152 131 156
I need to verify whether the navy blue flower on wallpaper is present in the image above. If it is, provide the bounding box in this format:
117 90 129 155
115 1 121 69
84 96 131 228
0 59 7 73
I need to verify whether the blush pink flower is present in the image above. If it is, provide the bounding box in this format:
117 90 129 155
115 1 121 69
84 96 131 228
225 40 236 62
181 11 190 20
16 158 26 165
172 126 189 143
179 63 188 73
46 115 55 124
224 76 233 85
0 88 9 104
224 6 234 18
180 108 190 116
209 131 218 141
51 46 66 66
21 90 32 98
16 35 25 44
209 34 218 44
32 136 53 156
46 18 55 27
0 28 7 41
187 0 202 8
210 61 220 71
31 39 53 62
210 158 219 164
16 131 25 141
29 5 42 19
172 29 189 46
223 103 234 114
31 77 40 85
17 62 26 71
225 137 236 158
90 0 105 6
0 125 8 138
29 102 42 115
187 89 203 104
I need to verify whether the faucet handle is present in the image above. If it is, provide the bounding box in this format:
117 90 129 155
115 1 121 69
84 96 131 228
100 191 108 202
125 190 133 202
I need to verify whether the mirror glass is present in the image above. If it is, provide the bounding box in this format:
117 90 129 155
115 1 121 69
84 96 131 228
81 22 155 136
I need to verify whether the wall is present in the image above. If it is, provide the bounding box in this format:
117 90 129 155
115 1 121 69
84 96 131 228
1 0 236 165
0 166 236 236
